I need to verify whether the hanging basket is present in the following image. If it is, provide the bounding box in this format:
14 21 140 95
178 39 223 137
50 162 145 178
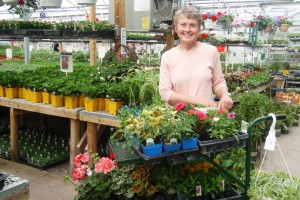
39 0 62 8
264 26 272 33
279 24 289 32
3 0 17 5
76 0 97 5
102 44 138 66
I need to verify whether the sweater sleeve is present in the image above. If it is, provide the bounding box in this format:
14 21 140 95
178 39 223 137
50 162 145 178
159 53 174 103
211 48 227 93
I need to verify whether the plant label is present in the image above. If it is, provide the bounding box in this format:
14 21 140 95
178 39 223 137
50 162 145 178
264 132 276 151
196 185 202 196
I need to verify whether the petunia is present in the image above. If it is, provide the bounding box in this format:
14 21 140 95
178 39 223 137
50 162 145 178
227 112 236 119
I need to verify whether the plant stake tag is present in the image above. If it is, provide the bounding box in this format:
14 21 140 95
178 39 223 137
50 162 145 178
196 185 202 196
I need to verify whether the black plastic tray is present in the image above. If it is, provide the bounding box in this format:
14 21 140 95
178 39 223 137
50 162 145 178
198 132 248 155
20 155 69 170
0 173 8 190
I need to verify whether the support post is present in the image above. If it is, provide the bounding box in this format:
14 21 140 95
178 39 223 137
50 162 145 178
69 119 81 174
89 4 97 66
114 0 126 55
10 108 20 161
24 37 30 65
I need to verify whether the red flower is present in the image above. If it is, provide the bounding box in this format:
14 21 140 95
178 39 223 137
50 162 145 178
218 109 224 114
109 152 115 159
175 102 186 111
95 18 99 22
217 12 223 16
196 111 207 120
249 21 255 27
202 13 208 20
201 33 209 39
211 15 218 22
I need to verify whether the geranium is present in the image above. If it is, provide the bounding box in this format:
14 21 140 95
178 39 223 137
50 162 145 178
277 15 293 26
8 0 39 19
202 12 218 21
65 153 157 199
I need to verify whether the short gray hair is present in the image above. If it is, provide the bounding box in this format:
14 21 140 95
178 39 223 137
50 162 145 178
173 6 202 28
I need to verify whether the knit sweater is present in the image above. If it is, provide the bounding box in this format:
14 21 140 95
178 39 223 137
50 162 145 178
159 42 227 104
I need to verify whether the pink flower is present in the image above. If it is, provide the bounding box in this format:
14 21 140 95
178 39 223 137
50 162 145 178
94 157 115 174
80 153 90 163
175 102 186 111
187 109 196 115
197 111 206 120
219 109 224 114
72 166 87 182
74 154 82 167
227 112 236 119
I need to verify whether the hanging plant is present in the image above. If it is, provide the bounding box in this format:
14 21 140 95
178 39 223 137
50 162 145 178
7 0 39 19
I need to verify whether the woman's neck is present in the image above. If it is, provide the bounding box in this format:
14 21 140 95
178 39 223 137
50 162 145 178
178 42 200 54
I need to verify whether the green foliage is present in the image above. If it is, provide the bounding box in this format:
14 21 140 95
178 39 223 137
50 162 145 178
248 170 300 200
7 1 39 19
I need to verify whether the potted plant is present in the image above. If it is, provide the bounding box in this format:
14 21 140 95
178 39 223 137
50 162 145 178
56 21 80 36
106 81 128 115
277 15 293 32
217 12 235 30
283 62 291 75
117 105 167 156
65 152 156 199
254 15 273 31
7 0 38 19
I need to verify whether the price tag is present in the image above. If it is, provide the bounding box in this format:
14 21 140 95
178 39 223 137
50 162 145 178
264 133 276 151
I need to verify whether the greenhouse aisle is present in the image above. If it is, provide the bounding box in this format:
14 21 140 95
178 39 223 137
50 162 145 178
0 159 76 200
0 125 299 200
261 125 300 178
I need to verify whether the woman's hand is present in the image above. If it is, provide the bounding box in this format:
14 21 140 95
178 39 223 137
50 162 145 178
197 99 218 107
218 94 233 110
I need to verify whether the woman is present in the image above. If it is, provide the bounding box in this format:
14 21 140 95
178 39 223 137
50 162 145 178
159 6 233 110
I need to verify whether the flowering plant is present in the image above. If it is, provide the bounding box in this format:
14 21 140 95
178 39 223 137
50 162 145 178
175 102 240 140
276 15 293 26
255 15 273 26
231 18 249 27
202 12 219 22
65 152 156 200
8 0 39 19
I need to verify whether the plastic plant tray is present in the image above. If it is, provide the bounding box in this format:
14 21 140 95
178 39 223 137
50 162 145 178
109 141 142 165
198 132 248 155
133 144 199 161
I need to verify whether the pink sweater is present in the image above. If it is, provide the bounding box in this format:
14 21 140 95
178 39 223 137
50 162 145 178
159 43 227 103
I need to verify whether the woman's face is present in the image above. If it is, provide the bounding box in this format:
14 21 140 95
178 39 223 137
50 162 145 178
175 16 200 44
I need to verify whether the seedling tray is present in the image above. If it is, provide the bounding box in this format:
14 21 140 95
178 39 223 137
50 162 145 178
109 141 142 165
198 132 248 155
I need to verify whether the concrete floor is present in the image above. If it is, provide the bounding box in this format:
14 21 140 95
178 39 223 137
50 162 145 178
0 125 299 200
260 124 300 178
